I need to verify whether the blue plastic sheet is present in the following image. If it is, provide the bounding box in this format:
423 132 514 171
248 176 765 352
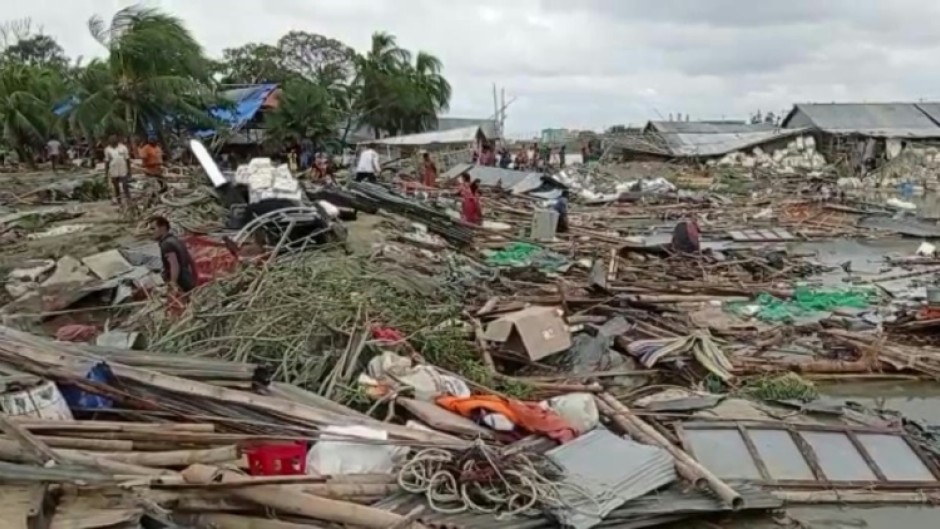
60 362 115 410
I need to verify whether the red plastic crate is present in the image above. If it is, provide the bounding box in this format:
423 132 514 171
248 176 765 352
244 442 307 476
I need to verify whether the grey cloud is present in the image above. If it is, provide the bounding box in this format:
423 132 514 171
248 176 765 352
7 0 940 134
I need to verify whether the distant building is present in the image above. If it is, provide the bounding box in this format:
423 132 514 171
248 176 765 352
604 120 804 160
782 102 940 164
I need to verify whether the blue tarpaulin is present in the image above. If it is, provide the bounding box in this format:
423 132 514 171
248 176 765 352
50 84 278 136
53 96 79 117
196 83 278 137
60 362 115 410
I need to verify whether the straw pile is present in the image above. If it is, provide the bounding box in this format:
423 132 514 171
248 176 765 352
145 252 479 402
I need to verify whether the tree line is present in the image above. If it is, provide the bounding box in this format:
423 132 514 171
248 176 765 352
0 6 452 163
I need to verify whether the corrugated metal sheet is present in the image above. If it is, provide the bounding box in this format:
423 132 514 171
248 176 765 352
369 126 484 146
438 117 499 138
372 481 781 529
915 103 940 127
546 430 676 529
641 121 807 157
647 121 776 134
666 129 807 157
783 103 940 136
441 164 544 192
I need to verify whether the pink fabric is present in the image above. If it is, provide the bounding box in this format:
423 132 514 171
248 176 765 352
56 324 99 343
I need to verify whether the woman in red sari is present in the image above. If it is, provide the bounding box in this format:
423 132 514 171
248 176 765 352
421 152 438 188
461 179 483 225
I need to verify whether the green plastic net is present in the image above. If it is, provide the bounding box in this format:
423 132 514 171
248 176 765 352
485 242 569 272
729 286 875 322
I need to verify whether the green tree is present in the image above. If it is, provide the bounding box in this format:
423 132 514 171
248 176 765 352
0 63 62 165
277 31 356 86
219 43 292 84
2 34 68 70
264 78 339 149
354 32 451 138
69 6 216 142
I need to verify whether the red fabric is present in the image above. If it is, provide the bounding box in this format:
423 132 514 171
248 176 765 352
422 161 438 188
56 324 99 343
437 395 577 443
183 235 240 285
460 188 483 225
372 326 406 344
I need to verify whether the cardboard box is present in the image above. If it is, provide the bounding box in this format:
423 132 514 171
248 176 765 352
484 306 571 361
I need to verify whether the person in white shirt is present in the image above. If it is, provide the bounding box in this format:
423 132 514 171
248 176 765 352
104 136 131 205
46 138 62 171
355 144 381 183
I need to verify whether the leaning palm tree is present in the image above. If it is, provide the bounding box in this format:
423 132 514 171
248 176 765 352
355 32 412 137
0 63 61 165
70 5 216 142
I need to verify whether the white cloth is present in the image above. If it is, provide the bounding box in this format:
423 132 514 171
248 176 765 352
46 140 61 156
105 144 130 178
356 148 379 174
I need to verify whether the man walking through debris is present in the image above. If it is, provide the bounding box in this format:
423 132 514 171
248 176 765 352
46 137 62 172
355 143 381 183
104 135 131 205
151 216 198 295
139 136 168 193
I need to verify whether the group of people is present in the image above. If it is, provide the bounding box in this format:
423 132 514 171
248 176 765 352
98 135 167 206
478 143 567 171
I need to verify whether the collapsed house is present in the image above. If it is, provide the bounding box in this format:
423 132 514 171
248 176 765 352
604 120 815 170
781 102 940 173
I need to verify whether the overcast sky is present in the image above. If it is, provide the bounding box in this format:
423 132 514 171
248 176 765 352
8 0 940 137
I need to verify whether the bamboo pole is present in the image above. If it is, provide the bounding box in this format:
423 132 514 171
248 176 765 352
0 438 171 476
103 445 240 467
184 514 329 529
775 490 940 504
597 393 743 509
181 464 426 529
10 419 216 433
0 434 134 451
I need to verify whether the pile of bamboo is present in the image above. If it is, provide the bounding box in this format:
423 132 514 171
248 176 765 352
0 323 472 528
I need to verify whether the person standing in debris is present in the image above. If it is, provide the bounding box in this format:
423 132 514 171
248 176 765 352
515 148 528 170
313 152 329 182
460 178 483 225
139 136 168 193
421 151 438 188
104 135 131 205
46 137 62 172
355 143 381 183
671 215 701 253
150 216 198 295
498 148 511 169
559 145 566 168
553 189 570 233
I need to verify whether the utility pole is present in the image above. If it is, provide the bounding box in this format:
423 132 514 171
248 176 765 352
492 83 500 139
500 87 506 138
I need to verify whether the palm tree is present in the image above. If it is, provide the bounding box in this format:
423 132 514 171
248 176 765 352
0 63 61 165
353 33 451 138
70 5 215 143
355 32 410 138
